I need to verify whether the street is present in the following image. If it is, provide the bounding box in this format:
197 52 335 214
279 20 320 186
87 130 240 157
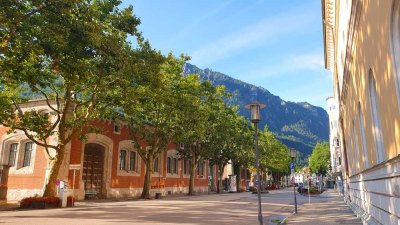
0 188 321 225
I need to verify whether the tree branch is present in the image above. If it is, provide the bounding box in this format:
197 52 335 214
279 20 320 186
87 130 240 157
13 126 59 152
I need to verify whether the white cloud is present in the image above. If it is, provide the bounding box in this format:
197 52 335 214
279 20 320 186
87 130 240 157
166 1 234 45
190 8 318 67
290 53 325 70
242 52 326 80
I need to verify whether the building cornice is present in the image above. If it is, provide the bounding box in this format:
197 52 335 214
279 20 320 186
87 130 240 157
322 0 336 70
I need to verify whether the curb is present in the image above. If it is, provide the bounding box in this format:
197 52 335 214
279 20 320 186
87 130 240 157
278 212 294 225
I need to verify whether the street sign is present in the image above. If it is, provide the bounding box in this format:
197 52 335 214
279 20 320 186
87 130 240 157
290 162 294 170
69 164 81 170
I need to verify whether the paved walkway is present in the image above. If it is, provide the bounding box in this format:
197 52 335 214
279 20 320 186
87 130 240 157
286 189 362 225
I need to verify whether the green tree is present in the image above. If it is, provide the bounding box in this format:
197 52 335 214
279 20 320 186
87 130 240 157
204 102 252 193
259 126 291 184
309 142 330 175
119 53 187 199
0 0 141 197
173 74 224 195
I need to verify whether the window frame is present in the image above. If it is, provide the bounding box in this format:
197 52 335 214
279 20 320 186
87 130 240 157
368 70 386 164
128 150 137 172
197 160 206 177
166 150 180 177
119 149 127 171
8 143 18 167
22 142 33 167
117 140 140 176
358 102 369 169
391 1 400 111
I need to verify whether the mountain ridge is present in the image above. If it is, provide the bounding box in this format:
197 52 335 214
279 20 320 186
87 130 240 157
183 63 329 158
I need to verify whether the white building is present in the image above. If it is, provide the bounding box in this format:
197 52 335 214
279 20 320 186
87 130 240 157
326 96 343 194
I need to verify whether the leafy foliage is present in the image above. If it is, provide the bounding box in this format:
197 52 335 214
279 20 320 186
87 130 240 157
0 0 141 196
309 142 330 175
259 126 291 177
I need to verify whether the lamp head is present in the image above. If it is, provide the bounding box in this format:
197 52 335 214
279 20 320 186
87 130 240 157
290 149 297 158
245 101 266 123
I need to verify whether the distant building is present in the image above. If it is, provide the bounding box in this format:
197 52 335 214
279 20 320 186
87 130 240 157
326 96 343 193
322 0 400 224
0 100 210 202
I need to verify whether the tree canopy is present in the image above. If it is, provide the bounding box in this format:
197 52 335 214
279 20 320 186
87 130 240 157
0 0 142 196
308 142 330 175
0 0 299 198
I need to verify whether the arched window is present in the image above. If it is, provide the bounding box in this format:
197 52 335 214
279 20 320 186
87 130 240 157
358 103 369 169
391 1 400 109
166 149 179 176
118 140 140 175
352 120 360 172
369 70 385 163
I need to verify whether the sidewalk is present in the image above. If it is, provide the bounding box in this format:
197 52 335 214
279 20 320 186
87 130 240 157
285 189 362 225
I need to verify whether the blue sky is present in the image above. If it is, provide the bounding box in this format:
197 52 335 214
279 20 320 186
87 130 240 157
122 0 332 109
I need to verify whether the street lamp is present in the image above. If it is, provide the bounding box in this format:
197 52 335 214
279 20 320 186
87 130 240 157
289 149 298 214
245 101 266 225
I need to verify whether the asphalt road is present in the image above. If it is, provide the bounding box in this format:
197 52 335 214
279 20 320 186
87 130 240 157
0 188 326 225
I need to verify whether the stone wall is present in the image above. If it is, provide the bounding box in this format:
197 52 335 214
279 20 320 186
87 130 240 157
348 156 400 225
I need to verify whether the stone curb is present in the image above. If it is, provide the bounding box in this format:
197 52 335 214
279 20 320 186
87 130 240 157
277 212 294 225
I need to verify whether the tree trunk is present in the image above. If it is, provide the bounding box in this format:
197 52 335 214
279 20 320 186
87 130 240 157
141 154 153 199
42 145 65 197
234 164 241 192
188 154 197 195
43 91 72 197
217 164 225 193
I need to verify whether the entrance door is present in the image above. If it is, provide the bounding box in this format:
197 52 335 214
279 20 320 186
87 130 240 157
83 143 105 199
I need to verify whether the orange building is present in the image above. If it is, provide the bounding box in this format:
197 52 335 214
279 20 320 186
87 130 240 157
0 100 212 202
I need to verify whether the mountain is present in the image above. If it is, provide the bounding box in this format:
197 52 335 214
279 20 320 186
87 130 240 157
183 63 329 158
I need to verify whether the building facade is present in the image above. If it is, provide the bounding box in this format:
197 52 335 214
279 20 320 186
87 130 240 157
0 100 212 202
323 0 400 224
326 96 344 194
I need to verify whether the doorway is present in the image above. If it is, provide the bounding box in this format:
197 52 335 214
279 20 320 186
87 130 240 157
83 143 105 199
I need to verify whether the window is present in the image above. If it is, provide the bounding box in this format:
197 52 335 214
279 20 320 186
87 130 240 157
183 159 189 175
8 143 18 167
129 151 137 171
153 156 159 173
113 124 121 134
22 142 33 167
117 140 140 176
173 158 178 174
167 156 179 174
369 71 386 163
166 150 179 175
352 120 360 172
167 157 172 173
391 1 400 110
119 150 127 170
197 161 205 176
358 103 369 168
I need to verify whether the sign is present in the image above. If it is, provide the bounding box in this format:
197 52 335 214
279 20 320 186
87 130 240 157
291 168 295 174
290 162 295 170
69 164 81 170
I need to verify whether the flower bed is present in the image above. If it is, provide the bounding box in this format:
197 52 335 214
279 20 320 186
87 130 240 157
20 196 60 209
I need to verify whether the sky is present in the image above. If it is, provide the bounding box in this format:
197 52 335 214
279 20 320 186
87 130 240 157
122 0 333 109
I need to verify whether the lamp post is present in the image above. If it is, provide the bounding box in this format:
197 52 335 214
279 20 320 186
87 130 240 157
245 101 266 225
289 149 298 214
